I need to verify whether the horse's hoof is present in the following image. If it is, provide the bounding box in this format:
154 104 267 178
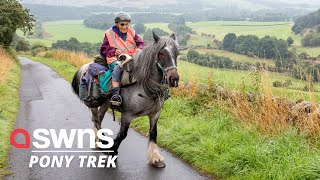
153 160 166 168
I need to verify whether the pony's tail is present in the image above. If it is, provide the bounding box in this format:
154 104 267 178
71 70 80 96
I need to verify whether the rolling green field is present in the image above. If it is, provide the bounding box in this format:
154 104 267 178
145 21 320 56
180 49 276 68
179 60 320 102
19 20 320 56
186 21 298 43
18 20 105 46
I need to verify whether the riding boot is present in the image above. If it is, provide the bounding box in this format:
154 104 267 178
110 87 122 107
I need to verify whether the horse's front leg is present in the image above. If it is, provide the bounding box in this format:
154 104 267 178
109 113 132 155
148 111 165 168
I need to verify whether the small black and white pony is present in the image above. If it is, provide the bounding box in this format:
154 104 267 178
71 32 180 168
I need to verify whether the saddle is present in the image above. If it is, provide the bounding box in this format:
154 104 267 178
79 54 136 102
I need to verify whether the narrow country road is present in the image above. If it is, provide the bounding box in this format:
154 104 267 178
5 57 207 180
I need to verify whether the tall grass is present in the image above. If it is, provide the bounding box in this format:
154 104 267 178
38 49 90 68
173 67 320 137
0 49 14 81
0 48 20 179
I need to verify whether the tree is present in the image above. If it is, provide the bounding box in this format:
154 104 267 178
222 33 237 52
187 49 200 61
133 23 146 34
287 37 294 46
31 42 47 56
291 9 320 34
257 36 278 59
234 35 259 55
15 39 30 52
301 32 320 46
0 0 34 49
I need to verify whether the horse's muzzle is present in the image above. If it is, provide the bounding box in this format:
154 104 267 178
167 69 179 87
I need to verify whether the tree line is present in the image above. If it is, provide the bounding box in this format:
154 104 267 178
292 9 320 34
185 49 263 71
84 13 177 30
51 38 100 55
222 33 292 60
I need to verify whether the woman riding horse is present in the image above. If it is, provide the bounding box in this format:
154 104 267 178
72 30 179 168
100 12 145 107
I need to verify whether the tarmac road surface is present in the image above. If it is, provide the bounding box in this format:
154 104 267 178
5 57 208 180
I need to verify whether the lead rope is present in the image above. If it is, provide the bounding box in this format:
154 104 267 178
112 107 116 121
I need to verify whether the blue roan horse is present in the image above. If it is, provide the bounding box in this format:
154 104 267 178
71 32 180 167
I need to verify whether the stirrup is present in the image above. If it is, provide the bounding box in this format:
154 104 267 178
110 95 122 107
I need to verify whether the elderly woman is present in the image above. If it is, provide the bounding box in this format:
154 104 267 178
100 12 145 107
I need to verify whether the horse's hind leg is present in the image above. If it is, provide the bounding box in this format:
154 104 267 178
91 107 100 148
98 102 109 124
92 103 109 149
148 111 165 168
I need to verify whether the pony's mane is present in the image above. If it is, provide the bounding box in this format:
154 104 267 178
132 36 178 84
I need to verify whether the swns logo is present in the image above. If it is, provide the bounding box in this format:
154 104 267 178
10 128 117 168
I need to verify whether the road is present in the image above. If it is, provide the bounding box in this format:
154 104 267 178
5 57 207 180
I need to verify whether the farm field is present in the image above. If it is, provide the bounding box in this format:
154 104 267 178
19 20 320 56
180 49 276 68
17 20 105 46
178 60 320 102
186 21 298 43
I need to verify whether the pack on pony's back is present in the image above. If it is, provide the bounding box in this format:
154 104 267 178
79 54 135 101
89 62 108 76
79 62 110 101
99 63 115 93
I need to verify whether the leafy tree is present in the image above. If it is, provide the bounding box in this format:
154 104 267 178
287 37 294 46
301 32 320 46
234 35 259 56
223 33 237 52
187 49 200 61
15 39 30 52
256 36 278 59
133 23 146 34
31 42 47 56
0 0 34 49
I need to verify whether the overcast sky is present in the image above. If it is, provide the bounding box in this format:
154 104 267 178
20 0 320 10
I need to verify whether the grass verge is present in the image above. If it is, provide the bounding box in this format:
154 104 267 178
0 50 21 179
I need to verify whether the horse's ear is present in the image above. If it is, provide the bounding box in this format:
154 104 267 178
152 31 160 43
170 33 176 40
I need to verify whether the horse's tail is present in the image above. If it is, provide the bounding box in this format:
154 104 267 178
71 70 80 96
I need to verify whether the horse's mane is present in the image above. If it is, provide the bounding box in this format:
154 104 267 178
132 36 178 84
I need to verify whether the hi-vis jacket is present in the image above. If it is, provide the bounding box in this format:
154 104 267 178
104 27 141 64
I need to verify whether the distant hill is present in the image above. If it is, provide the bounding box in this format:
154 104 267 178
22 4 121 22
292 9 320 34
21 1 315 26
21 0 320 11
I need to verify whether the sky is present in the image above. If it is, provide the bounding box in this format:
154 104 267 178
20 0 320 10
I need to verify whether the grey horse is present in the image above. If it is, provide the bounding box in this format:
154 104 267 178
71 32 180 168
